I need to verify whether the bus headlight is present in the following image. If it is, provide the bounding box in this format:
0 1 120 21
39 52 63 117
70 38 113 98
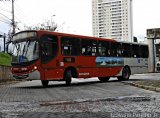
34 66 37 70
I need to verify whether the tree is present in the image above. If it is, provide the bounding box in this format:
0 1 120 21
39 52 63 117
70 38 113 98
23 20 57 31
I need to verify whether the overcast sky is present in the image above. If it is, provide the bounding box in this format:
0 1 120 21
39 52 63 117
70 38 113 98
0 0 160 42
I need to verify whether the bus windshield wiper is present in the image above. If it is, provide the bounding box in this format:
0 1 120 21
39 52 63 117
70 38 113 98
23 40 30 57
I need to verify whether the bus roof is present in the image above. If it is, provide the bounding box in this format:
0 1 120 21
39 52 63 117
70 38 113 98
14 30 148 45
37 30 115 42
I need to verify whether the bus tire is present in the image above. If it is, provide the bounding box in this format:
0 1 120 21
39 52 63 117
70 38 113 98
117 67 130 81
64 70 72 86
41 80 49 87
98 77 110 82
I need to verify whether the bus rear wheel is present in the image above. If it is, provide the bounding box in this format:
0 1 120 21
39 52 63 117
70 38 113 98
117 67 130 81
64 70 72 86
98 77 110 82
41 80 49 87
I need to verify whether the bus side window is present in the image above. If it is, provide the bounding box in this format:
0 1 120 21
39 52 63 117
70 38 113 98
61 37 80 56
121 43 131 57
140 45 149 58
132 44 140 58
98 41 105 56
117 43 122 57
98 41 109 56
110 42 119 57
81 39 97 56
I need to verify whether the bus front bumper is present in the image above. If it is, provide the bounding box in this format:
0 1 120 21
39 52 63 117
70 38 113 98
13 70 40 80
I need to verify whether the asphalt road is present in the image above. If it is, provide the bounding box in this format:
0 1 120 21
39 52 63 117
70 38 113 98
0 73 160 118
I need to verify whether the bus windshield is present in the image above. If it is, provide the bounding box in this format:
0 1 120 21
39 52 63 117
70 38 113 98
12 40 39 63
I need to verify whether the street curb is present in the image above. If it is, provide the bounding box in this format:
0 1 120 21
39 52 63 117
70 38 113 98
0 80 21 86
122 81 160 92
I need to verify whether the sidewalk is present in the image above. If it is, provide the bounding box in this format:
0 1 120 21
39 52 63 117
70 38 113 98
0 79 19 86
123 73 160 92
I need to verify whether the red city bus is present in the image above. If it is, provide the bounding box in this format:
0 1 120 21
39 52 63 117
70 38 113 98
11 30 149 87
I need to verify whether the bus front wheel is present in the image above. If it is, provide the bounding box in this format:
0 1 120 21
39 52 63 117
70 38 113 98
64 70 72 86
117 67 130 81
98 77 110 82
41 80 49 87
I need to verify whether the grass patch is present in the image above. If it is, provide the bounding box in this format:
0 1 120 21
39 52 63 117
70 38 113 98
0 52 12 66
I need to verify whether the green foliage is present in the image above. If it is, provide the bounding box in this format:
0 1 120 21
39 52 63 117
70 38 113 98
0 52 12 66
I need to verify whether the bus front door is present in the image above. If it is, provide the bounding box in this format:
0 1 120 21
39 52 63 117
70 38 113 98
40 35 59 80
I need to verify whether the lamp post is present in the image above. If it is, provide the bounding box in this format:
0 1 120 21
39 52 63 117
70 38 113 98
51 15 56 31
0 33 6 53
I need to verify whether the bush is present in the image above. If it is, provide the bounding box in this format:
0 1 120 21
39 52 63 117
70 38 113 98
0 52 12 66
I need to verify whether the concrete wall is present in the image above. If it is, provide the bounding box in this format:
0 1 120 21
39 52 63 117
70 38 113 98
0 65 12 81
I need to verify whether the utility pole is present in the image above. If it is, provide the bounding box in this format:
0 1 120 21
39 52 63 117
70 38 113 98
4 33 6 52
0 0 15 35
12 0 15 35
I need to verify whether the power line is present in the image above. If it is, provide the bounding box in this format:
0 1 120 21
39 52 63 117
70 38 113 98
0 16 11 22
0 8 10 13
0 0 15 34
0 0 11 11
14 2 33 26
0 12 11 21
0 15 11 24
0 19 10 24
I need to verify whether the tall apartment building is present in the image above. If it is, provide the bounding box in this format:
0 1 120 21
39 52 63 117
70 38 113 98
92 0 133 42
